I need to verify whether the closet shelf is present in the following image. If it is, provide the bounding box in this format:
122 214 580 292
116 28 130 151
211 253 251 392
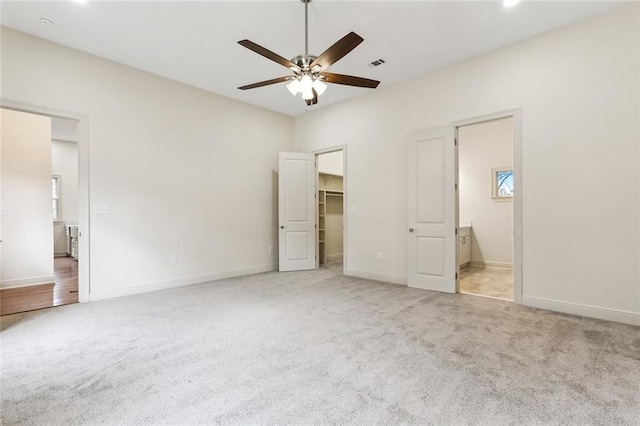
319 188 343 194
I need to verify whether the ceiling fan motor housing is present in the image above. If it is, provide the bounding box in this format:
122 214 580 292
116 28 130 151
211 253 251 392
291 55 318 71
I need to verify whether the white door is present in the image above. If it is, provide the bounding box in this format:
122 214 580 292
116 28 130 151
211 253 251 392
278 152 316 271
407 127 457 292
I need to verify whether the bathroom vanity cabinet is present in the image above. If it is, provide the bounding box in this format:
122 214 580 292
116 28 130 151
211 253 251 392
459 226 471 267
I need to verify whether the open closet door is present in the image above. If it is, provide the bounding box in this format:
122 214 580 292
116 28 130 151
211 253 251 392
278 152 316 272
407 127 457 292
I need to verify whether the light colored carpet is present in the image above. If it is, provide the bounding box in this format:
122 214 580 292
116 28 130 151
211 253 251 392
2 263 639 425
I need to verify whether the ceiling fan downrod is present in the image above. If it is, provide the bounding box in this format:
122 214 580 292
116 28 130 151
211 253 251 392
303 0 310 60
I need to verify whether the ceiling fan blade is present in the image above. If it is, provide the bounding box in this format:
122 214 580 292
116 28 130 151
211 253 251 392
238 76 291 90
238 40 300 71
320 72 380 89
309 32 363 71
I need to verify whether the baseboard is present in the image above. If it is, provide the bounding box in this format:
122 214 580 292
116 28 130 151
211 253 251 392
345 269 407 286
89 264 278 301
1 275 56 289
326 253 343 263
470 260 513 270
523 296 640 327
54 252 68 258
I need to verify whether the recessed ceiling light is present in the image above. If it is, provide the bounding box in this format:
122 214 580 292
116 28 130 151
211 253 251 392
72 0 88 3
503 0 521 7
39 17 55 26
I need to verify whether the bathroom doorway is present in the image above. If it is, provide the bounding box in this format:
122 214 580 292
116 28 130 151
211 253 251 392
456 113 520 301
315 148 345 272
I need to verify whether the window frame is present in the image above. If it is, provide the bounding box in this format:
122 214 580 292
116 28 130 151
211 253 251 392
52 175 61 221
491 168 513 200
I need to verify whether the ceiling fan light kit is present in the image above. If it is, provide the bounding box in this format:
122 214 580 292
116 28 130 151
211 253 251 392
237 0 380 107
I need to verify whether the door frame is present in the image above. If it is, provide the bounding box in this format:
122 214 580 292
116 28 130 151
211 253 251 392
1 100 91 303
452 109 523 304
313 145 347 273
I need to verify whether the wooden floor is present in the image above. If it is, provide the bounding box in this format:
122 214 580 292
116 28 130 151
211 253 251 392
1 257 78 316
53 256 79 306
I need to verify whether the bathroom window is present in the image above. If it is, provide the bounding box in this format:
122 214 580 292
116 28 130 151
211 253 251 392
492 168 513 199
52 176 60 220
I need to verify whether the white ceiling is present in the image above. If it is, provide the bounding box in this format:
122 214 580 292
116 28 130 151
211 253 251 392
1 1 625 117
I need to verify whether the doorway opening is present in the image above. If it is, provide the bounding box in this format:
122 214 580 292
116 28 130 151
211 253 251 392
455 111 521 302
315 148 345 272
52 117 80 307
1 103 89 315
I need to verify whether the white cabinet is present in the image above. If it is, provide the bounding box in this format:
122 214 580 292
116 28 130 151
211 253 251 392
459 226 471 267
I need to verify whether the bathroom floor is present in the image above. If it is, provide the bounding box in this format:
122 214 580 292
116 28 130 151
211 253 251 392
459 266 513 301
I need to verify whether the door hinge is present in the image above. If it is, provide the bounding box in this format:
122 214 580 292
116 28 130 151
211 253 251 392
456 272 458 280
455 228 458 235
455 183 458 190
454 138 458 146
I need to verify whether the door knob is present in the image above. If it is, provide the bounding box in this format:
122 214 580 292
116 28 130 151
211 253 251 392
409 228 415 233
280 225 285 229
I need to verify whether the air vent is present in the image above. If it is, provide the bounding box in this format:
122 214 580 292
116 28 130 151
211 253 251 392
369 58 386 68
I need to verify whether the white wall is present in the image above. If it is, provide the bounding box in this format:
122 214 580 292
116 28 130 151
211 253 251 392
1 27 294 300
293 5 640 325
459 118 513 269
318 150 343 176
51 116 78 143
52 136 78 256
1 108 54 287
52 139 78 224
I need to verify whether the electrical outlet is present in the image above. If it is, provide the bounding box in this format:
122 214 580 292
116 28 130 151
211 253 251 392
170 255 178 265
268 246 273 253
378 251 384 260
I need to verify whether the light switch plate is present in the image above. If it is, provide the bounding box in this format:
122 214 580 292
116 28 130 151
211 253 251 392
95 205 111 215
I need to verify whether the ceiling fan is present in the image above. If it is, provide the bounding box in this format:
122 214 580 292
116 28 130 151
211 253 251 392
237 0 380 106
